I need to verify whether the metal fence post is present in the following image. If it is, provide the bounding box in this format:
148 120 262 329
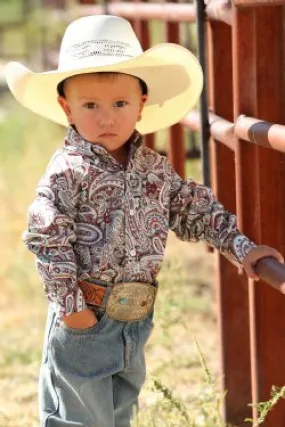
195 0 210 186
208 18 252 425
233 5 285 425
166 5 185 178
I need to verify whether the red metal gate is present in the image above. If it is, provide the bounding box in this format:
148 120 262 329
204 4 285 426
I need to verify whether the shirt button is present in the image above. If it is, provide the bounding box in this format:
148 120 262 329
130 249 136 257
130 209 135 216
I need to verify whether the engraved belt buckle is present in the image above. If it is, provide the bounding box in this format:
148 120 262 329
106 282 157 322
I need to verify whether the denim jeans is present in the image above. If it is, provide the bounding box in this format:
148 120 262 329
39 305 154 427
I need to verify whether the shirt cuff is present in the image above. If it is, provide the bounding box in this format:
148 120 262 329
232 234 257 264
56 286 87 319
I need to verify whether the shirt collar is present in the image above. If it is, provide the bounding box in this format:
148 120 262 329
64 126 143 162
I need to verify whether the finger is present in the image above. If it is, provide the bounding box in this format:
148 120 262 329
276 252 284 263
269 249 284 264
244 263 259 281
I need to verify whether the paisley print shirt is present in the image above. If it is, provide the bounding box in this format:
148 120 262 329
23 127 255 318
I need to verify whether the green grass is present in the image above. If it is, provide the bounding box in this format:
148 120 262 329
0 0 24 24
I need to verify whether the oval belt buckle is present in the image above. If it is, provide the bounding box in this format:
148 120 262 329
105 282 156 322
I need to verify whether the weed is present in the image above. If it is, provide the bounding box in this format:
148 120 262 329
246 385 285 426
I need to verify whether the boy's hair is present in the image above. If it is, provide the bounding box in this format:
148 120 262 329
57 72 148 97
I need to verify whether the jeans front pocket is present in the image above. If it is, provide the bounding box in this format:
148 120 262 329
49 314 124 380
60 311 107 336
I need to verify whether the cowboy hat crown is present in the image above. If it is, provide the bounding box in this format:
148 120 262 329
58 15 143 71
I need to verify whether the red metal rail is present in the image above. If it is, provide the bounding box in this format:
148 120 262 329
53 3 197 22
235 115 285 152
183 111 235 151
184 111 285 153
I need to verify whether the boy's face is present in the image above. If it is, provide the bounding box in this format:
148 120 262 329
57 73 148 154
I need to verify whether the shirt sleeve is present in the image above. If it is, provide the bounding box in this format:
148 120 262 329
23 150 87 319
169 168 256 264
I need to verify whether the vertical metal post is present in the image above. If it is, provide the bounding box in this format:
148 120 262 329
103 0 109 15
233 6 285 425
141 19 155 150
251 8 285 424
195 0 210 186
129 9 155 150
129 0 142 39
233 8 264 421
208 19 252 426
166 16 185 179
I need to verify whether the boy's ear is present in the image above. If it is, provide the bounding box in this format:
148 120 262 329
57 96 73 124
141 94 148 107
138 95 148 122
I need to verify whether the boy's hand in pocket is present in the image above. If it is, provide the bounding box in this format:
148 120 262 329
62 309 98 329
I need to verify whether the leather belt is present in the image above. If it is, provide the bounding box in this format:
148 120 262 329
78 281 106 306
78 280 157 322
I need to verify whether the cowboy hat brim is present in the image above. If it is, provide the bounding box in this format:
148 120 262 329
5 43 203 134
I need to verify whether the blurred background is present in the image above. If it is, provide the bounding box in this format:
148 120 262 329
0 1 217 426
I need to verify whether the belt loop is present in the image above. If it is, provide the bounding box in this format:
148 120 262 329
99 283 114 313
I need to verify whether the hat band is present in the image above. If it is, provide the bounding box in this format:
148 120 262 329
58 39 142 70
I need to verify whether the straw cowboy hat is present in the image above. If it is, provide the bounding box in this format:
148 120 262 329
5 15 203 134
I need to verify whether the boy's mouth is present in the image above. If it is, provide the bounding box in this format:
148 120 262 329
99 133 117 138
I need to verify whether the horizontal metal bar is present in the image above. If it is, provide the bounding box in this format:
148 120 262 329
234 0 285 7
183 111 285 154
182 110 236 150
53 2 234 25
182 112 285 294
55 3 197 22
181 110 201 132
255 257 285 294
206 0 232 26
51 2 235 25
235 115 285 153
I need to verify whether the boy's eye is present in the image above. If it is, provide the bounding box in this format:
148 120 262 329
114 101 127 108
84 102 97 109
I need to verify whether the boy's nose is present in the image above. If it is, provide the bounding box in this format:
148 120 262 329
98 112 115 128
